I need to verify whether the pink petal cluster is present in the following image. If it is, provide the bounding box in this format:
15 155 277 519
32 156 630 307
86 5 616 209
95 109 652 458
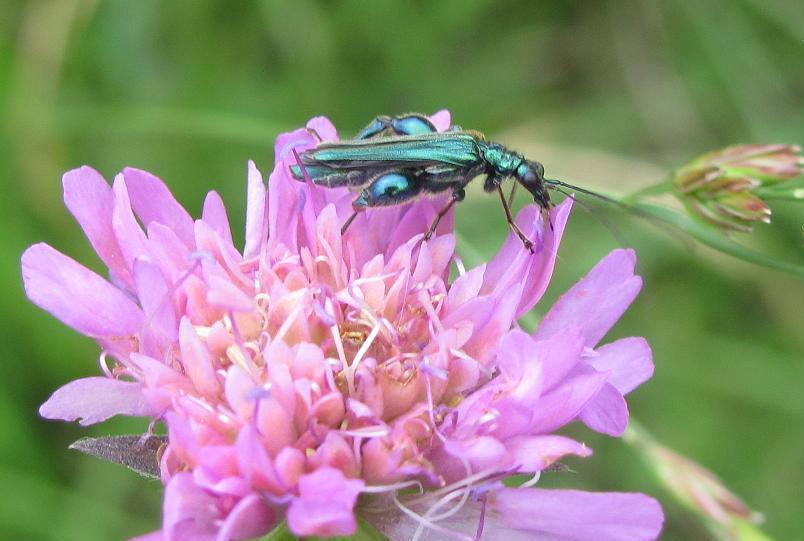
22 112 663 541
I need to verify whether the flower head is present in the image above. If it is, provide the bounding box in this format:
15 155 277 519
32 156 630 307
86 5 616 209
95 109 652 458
23 112 662 540
673 144 804 232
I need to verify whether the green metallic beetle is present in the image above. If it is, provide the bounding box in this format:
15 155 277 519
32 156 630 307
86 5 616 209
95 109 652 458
290 113 564 250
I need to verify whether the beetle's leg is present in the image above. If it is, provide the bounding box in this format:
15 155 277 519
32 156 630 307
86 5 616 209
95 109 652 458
355 114 438 139
390 114 437 136
355 116 394 139
305 127 323 141
507 181 518 208
497 186 535 252
354 172 423 208
341 210 360 236
424 187 466 241
341 170 423 235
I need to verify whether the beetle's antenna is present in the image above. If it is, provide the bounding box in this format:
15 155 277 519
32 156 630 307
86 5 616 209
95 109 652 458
546 179 625 207
550 185 627 246
547 179 694 251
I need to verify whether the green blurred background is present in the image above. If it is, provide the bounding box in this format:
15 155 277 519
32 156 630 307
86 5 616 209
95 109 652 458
1 1 803 540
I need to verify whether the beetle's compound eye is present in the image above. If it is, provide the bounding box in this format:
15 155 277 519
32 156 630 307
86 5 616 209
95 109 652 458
522 170 537 184
359 172 422 207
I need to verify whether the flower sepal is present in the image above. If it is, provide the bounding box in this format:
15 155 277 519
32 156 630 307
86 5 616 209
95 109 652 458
69 434 165 479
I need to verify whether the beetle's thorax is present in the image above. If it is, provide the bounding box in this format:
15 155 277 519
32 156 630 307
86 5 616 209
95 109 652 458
479 141 525 177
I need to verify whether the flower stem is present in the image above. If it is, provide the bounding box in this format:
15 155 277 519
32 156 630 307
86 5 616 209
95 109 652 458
620 177 675 204
625 419 776 541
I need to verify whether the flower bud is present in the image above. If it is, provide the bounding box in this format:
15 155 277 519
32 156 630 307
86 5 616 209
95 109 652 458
673 144 804 232
626 423 767 541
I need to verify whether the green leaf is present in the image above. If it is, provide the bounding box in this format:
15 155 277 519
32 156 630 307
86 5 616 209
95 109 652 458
632 203 804 278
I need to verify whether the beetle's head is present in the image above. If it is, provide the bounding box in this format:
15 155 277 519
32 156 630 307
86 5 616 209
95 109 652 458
515 160 551 210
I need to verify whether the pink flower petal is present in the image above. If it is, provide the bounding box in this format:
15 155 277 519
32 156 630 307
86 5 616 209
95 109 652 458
243 161 267 258
464 283 523 363
267 159 302 253
21 243 144 338
527 370 609 434
429 109 452 132
235 425 287 494
163 472 218 541
201 191 233 247
515 198 573 317
179 317 220 398
206 272 255 313
591 337 654 395
286 468 364 537
134 258 178 357
166 412 201 468
445 264 486 310
579 382 629 436
306 116 339 142
112 174 151 269
147 222 192 276
123 167 195 248
506 435 592 471
490 488 663 541
496 329 545 401
62 166 133 287
444 436 509 472
482 202 556 301
216 493 276 541
500 327 584 394
534 248 642 347
39 377 150 426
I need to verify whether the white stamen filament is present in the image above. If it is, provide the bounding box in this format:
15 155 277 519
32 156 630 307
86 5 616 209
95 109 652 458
336 426 391 438
346 323 380 394
423 367 449 444
352 436 363 472
417 483 473 529
330 325 349 392
452 253 466 276
226 344 251 373
405 466 494 506
418 289 445 336
519 470 542 488
361 479 424 495
393 493 472 541
98 351 113 378
253 292 270 322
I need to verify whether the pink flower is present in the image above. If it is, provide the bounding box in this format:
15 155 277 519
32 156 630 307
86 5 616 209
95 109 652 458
23 111 662 540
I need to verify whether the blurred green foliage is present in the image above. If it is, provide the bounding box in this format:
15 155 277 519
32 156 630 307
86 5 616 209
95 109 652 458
1 1 803 540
